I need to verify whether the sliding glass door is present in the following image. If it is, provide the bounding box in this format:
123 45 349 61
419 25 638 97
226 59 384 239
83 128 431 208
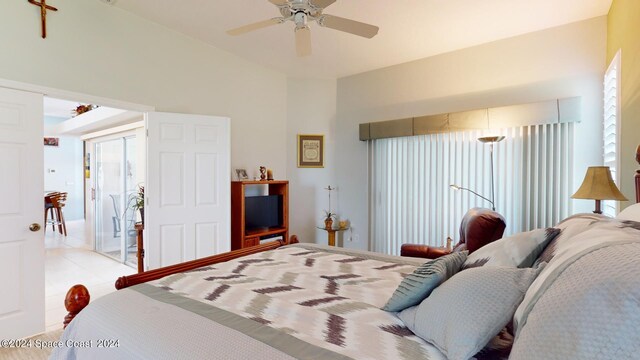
94 136 138 267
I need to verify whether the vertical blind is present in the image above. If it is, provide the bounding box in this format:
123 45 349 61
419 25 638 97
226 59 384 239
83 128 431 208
369 123 574 255
603 53 620 217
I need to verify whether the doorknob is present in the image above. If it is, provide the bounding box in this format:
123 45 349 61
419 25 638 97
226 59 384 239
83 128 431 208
29 223 41 232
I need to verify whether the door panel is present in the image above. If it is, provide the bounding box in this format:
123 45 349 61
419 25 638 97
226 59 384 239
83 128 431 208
195 223 219 258
159 152 184 207
0 87 44 339
146 112 230 269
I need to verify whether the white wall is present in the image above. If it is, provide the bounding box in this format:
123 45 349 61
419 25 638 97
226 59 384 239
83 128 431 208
286 78 337 244
0 0 287 179
0 2 609 251
335 17 608 251
44 116 84 221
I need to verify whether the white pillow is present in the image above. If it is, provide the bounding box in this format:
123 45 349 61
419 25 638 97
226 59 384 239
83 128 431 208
463 228 560 269
398 265 543 360
616 203 640 222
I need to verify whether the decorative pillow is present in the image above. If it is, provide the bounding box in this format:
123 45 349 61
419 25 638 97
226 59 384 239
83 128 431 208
382 251 467 312
533 213 609 266
463 228 560 269
398 265 544 360
617 203 640 222
514 218 640 337
510 243 640 360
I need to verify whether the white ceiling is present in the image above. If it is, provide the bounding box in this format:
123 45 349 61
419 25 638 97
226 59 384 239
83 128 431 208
113 0 612 78
44 97 81 118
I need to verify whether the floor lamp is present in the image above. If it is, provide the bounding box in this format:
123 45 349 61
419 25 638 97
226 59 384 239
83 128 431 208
450 135 505 211
478 136 504 210
478 136 505 210
449 184 495 210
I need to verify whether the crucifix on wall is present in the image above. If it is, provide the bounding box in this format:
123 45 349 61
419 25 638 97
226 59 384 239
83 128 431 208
28 0 58 39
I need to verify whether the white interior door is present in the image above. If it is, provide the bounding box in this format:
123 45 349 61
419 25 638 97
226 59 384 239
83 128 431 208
146 112 230 269
0 87 44 339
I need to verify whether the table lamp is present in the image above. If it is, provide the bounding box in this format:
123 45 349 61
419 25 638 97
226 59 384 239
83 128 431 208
571 166 627 214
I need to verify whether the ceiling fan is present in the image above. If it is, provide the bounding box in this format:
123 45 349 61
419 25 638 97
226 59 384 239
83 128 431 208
226 0 379 57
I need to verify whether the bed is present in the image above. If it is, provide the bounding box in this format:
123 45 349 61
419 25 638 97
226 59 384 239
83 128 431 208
51 148 640 360
54 241 453 359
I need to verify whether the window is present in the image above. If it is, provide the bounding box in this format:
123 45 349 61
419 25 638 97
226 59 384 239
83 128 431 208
369 123 574 255
603 51 621 217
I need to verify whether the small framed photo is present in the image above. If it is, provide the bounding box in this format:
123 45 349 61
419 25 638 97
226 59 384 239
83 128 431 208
44 137 59 147
235 168 249 181
297 134 324 168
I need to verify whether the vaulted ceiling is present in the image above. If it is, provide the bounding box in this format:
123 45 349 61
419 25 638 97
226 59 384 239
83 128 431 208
113 0 612 78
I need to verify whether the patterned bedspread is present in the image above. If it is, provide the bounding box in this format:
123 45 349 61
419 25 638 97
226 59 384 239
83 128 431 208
143 244 444 359
52 244 446 360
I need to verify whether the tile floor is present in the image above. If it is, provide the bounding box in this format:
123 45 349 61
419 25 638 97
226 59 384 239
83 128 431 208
45 220 135 332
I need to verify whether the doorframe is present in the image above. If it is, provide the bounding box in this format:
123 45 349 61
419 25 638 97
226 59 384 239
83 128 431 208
1 77 155 241
0 77 155 333
0 78 155 113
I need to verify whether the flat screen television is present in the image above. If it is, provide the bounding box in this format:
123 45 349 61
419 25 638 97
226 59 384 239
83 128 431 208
245 195 283 230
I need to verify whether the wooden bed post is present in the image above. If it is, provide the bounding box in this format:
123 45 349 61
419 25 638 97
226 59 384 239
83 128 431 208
63 284 90 329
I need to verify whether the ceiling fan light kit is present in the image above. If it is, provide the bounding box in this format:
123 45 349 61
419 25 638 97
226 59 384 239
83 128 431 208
227 0 379 57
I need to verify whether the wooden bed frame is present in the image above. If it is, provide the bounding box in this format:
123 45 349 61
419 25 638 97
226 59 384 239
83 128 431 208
63 236 299 328
63 145 640 328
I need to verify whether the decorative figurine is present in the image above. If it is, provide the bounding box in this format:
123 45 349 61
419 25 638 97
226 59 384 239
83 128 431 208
259 166 267 181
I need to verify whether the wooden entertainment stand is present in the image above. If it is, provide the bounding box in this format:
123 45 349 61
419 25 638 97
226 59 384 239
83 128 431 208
231 180 289 250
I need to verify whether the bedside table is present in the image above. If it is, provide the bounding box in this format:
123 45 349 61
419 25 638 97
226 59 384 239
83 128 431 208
317 226 349 246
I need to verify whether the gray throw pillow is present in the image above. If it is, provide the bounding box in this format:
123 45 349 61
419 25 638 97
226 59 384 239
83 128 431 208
398 265 543 360
463 228 560 269
382 251 467 312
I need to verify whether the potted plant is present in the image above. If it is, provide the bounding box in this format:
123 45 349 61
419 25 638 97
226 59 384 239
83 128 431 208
127 185 145 225
323 211 336 230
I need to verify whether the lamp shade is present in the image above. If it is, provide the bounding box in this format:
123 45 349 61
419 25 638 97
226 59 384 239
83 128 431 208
571 166 627 201
477 136 505 144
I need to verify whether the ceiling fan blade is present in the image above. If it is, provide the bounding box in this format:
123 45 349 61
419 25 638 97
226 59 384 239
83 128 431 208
310 0 336 9
319 15 379 38
269 0 288 6
295 26 312 57
227 18 283 36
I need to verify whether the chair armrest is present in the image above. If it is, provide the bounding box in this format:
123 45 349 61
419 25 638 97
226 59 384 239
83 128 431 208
400 244 451 259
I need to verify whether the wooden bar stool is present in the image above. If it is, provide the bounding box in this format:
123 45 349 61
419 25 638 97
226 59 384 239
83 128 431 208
44 192 59 234
46 192 68 236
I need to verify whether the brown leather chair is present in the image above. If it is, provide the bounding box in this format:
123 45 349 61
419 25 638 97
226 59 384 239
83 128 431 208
401 208 506 259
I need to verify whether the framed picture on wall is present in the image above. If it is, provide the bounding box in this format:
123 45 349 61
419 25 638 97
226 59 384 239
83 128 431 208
44 137 59 147
297 134 324 168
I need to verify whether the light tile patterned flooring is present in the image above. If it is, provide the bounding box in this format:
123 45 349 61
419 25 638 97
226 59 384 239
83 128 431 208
45 220 135 332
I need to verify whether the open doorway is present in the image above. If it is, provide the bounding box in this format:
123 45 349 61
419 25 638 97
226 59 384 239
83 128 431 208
42 96 143 331
1 81 230 339
43 102 86 249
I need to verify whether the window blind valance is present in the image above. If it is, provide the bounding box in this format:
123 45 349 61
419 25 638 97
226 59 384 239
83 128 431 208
359 97 581 141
